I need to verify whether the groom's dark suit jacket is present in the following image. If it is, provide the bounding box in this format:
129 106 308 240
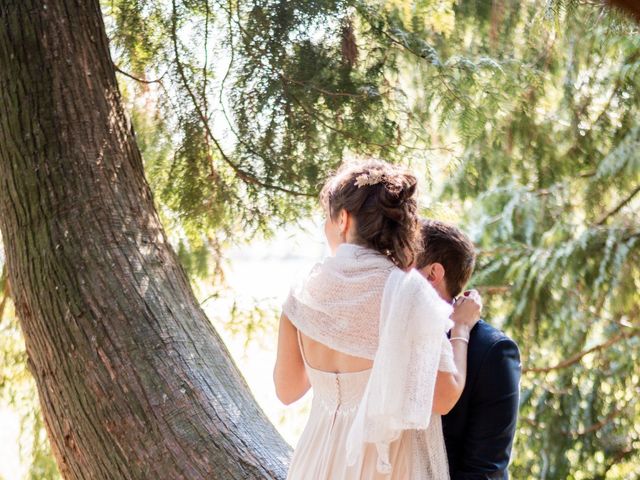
442 320 521 480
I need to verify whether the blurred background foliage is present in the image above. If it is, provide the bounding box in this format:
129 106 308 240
1 0 639 478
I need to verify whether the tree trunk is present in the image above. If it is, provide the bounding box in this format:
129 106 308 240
608 0 640 22
0 1 291 478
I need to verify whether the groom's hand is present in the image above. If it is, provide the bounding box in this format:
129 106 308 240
450 289 482 337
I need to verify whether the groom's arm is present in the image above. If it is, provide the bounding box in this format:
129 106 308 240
451 338 521 480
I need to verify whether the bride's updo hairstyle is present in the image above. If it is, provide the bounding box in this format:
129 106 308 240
320 160 419 269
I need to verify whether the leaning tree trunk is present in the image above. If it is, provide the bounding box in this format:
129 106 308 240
0 1 290 478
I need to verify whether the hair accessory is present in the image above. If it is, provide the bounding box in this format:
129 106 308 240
354 169 385 188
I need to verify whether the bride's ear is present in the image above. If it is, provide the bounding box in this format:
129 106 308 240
339 209 350 238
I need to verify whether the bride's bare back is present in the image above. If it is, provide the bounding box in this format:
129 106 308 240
298 331 373 373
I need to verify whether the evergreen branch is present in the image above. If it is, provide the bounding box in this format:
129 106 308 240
590 51 639 128
216 4 285 170
170 0 314 198
280 74 382 99
596 184 640 225
284 87 452 153
477 245 536 256
284 87 386 149
376 27 473 108
203 0 210 122
569 32 608 125
218 4 450 155
523 327 639 374
592 77 622 127
566 401 632 437
114 65 167 84
475 285 511 295
283 79 451 152
599 445 639 479
202 0 216 181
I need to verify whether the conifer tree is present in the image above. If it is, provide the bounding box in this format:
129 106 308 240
1 0 638 478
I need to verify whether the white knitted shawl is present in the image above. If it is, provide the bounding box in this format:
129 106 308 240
283 243 454 477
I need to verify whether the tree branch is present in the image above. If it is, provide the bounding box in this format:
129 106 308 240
285 86 452 153
114 65 167 84
475 285 511 295
524 328 639 374
596 185 640 225
216 3 286 172
566 402 629 437
378 28 472 108
170 0 314 198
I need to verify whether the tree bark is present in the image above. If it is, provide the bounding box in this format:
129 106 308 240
0 1 291 478
608 0 640 22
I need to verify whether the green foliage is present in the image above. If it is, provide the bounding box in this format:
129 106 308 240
105 0 640 476
2 1 639 478
417 3 640 477
104 0 434 277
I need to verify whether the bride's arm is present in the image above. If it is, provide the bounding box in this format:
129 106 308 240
273 313 311 405
433 292 481 414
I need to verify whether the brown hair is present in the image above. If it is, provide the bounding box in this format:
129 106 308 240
416 219 476 297
320 160 419 269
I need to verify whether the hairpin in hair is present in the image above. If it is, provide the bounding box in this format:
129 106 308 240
354 169 385 188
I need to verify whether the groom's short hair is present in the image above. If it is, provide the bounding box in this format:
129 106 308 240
416 220 476 298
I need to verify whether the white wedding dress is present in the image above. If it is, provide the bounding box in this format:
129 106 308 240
286 330 453 479
284 244 454 479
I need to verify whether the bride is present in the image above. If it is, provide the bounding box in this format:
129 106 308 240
274 160 481 479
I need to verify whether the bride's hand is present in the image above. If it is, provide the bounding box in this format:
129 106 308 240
450 289 482 337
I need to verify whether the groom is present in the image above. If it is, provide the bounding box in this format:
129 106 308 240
416 220 521 479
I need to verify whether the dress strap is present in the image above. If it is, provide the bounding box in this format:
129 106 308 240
296 328 309 367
